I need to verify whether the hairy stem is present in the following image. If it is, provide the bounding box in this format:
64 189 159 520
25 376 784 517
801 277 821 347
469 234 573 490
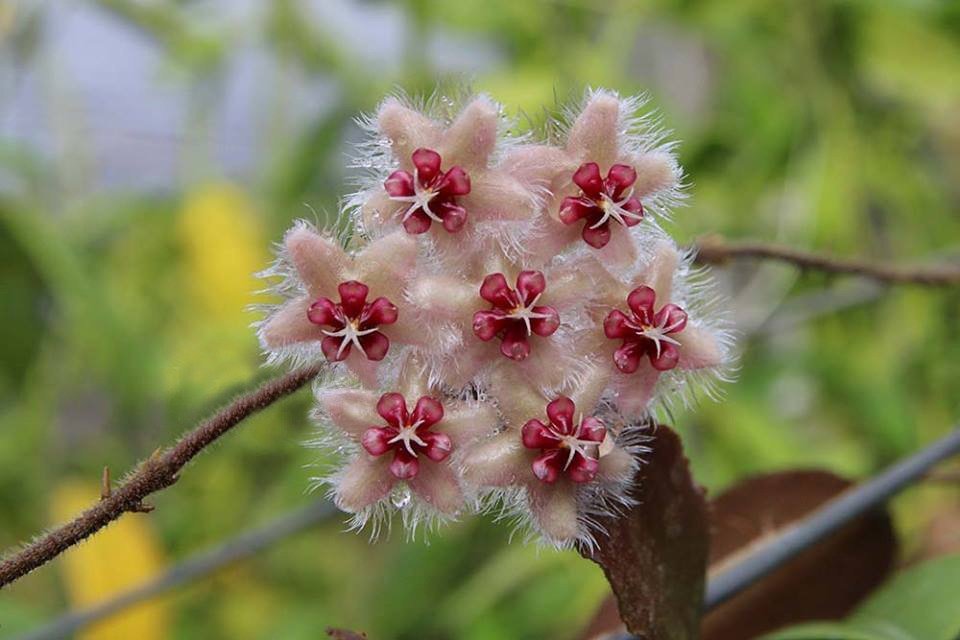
0 363 322 589
694 235 960 286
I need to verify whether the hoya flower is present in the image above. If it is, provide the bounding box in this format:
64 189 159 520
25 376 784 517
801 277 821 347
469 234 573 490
503 90 681 267
559 162 644 248
472 271 560 361
461 363 637 548
316 357 498 531
258 225 425 387
383 147 471 234
521 396 607 484
407 254 596 390
588 241 730 416
604 285 687 373
355 94 541 273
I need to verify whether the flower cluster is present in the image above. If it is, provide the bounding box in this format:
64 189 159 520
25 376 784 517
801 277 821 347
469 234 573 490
258 89 734 547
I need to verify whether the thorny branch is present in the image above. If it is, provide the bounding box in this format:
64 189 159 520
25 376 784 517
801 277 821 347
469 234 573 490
694 235 960 286
0 363 322 589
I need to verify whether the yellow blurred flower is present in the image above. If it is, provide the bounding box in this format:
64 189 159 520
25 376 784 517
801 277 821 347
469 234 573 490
50 482 169 640
176 183 267 324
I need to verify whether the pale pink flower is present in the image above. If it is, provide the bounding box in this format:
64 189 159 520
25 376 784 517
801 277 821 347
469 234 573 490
503 90 682 268
355 95 542 276
315 356 498 532
258 224 425 387
460 362 637 548
585 241 730 416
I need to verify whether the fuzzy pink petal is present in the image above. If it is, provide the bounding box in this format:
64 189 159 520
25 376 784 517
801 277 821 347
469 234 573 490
501 144 574 187
315 388 381 440
407 460 465 515
353 232 418 302
570 359 610 416
345 351 382 389
383 314 431 348
432 340 492 391
461 431 529 487
596 445 636 485
632 151 679 197
510 336 577 391
488 367 549 428
678 324 723 370
462 173 538 223
566 92 621 168
361 191 400 233
612 366 661 417
596 225 638 268
438 403 498 448
377 97 442 162
261 297 323 348
526 480 581 544
525 216 583 266
639 241 680 303
284 226 348 298
440 96 499 170
409 276 481 326
333 455 396 512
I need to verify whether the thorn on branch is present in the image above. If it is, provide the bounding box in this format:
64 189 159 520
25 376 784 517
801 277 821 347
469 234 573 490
101 466 112 500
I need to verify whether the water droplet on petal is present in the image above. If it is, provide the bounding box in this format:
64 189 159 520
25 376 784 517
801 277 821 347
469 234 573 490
391 485 411 509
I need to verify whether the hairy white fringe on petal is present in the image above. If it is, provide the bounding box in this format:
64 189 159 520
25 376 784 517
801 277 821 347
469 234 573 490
466 421 648 550
648 246 738 418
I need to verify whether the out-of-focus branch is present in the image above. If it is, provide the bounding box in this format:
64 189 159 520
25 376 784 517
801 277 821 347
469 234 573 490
0 363 323 589
694 235 960 286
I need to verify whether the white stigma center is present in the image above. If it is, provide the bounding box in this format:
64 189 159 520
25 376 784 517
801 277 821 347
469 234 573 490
508 292 554 336
389 168 445 224
628 312 684 358
589 189 642 229
387 419 427 457
322 318 379 358
549 416 600 470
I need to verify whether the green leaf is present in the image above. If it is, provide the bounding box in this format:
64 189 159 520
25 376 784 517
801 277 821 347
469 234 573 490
763 555 960 640
761 620 910 640
850 554 960 640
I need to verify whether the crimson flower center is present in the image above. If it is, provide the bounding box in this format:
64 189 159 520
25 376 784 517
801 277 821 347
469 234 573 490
307 280 397 363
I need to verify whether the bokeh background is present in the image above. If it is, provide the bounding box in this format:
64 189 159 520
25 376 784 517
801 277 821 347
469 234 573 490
2 1 959 638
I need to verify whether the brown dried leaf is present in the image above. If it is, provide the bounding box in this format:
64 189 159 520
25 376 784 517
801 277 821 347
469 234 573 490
702 470 897 640
579 424 710 640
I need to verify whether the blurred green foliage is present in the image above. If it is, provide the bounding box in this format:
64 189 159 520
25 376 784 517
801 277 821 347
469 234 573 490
1 0 959 638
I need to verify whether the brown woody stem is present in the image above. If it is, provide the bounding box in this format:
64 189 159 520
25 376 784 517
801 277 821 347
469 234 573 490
0 363 322 588
694 235 960 286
